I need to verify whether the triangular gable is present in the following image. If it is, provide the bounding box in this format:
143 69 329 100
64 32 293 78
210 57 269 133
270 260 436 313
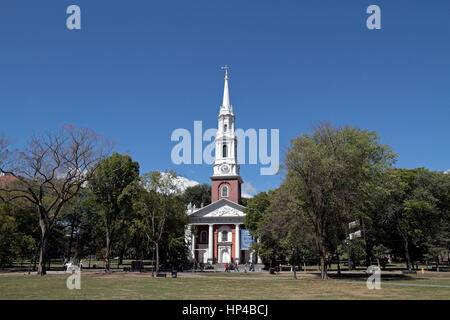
188 198 246 218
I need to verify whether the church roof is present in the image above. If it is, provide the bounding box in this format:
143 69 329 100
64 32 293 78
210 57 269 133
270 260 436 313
187 198 246 219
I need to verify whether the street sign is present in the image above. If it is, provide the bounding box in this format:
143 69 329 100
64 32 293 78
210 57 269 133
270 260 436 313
349 220 360 230
349 230 362 240
240 229 254 250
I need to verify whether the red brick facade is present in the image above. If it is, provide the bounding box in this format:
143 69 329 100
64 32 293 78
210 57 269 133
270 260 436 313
211 177 242 204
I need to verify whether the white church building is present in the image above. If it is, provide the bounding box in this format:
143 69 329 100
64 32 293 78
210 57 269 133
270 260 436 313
186 68 262 266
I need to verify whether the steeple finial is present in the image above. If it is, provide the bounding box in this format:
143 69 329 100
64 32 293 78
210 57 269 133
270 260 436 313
221 65 230 108
221 65 229 78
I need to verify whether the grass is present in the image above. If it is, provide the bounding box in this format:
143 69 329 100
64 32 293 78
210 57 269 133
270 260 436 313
0 271 449 300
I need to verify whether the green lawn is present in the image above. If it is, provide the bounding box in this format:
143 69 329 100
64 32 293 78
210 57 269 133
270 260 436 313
0 272 449 300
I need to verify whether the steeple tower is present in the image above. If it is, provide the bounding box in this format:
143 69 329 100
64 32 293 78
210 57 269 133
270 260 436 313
211 66 243 204
222 66 231 109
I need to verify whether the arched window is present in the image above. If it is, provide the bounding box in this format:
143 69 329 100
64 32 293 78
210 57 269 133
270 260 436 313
218 226 231 243
200 231 207 244
222 230 228 242
224 123 228 132
221 185 228 198
222 144 227 158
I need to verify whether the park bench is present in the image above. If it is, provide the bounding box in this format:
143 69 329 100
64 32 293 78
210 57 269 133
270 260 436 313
279 265 292 271
401 270 417 274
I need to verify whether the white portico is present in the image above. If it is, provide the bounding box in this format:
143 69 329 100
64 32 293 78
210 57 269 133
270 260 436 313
187 199 246 264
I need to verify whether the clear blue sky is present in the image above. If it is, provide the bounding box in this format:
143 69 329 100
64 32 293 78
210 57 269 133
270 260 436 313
1 0 449 195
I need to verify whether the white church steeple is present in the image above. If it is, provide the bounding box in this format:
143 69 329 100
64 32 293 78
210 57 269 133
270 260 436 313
213 66 240 178
222 66 231 108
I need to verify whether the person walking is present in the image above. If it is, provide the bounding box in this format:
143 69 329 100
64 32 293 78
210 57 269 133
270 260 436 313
225 263 228 272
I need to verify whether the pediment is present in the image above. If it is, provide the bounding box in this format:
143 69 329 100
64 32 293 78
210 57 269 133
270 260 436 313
203 204 245 217
188 198 246 218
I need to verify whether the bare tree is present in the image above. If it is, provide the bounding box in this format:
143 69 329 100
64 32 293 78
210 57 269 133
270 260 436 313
0 125 111 275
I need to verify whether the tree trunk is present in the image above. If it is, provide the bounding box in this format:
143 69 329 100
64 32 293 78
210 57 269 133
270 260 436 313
365 245 372 267
67 223 75 260
33 251 37 271
403 235 412 271
105 231 112 272
38 232 49 276
292 263 297 280
37 217 50 276
155 243 160 274
320 254 327 280
346 241 352 271
119 243 126 266
318 239 328 280
337 258 341 276
362 221 370 267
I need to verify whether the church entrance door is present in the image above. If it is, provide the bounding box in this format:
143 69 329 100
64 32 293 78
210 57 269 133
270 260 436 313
219 246 231 264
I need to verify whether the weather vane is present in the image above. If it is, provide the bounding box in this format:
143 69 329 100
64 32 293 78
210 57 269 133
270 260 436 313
221 65 230 77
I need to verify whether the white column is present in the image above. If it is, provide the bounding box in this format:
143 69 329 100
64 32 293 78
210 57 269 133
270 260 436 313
208 224 214 263
257 237 262 264
191 226 196 261
235 224 240 263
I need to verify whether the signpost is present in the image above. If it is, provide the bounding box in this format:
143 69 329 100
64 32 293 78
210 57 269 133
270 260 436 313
349 230 362 240
348 220 360 230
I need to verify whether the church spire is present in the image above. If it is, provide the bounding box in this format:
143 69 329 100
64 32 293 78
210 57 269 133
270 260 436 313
221 65 230 108
211 67 242 205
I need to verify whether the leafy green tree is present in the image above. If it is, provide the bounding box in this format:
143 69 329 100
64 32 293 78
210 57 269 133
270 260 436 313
386 168 450 270
241 197 249 207
183 184 211 208
132 171 187 274
60 191 89 260
76 194 105 265
283 122 396 279
266 184 316 279
244 191 272 237
243 191 276 264
0 204 36 266
89 152 139 271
